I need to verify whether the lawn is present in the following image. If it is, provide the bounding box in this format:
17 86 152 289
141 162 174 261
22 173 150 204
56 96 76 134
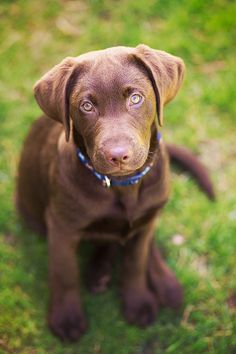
0 0 236 353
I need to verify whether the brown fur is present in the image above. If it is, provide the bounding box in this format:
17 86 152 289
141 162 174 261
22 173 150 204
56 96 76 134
16 45 212 342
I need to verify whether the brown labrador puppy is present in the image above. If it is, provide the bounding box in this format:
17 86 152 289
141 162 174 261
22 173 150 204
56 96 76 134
16 45 210 341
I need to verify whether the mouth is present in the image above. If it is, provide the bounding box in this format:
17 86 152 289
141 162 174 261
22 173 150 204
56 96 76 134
94 165 139 177
91 153 154 178
94 159 148 178
107 169 138 178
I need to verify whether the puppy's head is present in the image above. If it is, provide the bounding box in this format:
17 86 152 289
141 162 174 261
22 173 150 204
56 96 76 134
34 45 185 176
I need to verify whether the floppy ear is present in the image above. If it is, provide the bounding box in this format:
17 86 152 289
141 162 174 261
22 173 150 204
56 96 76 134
34 57 78 141
135 44 185 126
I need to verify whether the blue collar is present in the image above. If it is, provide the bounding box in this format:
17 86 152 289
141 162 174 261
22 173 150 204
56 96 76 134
76 132 162 188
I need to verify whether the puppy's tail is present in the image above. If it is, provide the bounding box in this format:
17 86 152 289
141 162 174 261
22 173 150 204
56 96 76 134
166 144 215 200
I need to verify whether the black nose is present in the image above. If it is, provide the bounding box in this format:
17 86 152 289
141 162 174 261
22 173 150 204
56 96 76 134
104 145 132 165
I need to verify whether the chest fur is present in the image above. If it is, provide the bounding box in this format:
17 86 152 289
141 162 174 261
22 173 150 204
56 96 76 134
80 177 169 243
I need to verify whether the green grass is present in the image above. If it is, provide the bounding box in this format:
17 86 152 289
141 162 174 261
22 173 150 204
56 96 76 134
0 0 236 353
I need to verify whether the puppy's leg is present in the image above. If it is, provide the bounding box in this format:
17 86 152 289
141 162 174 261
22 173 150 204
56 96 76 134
46 209 87 342
121 223 158 327
147 241 183 309
87 243 118 294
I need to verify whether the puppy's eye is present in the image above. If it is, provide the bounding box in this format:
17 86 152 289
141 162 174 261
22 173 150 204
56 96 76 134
81 101 93 112
129 93 143 106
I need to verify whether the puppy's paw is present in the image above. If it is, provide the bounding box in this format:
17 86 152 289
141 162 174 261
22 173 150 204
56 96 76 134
48 296 88 342
122 288 158 328
148 267 183 309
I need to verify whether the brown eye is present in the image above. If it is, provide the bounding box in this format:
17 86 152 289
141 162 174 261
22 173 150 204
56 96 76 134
81 101 93 112
130 93 143 105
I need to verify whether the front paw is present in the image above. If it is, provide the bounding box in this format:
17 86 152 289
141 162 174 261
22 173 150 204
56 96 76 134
48 295 88 342
122 288 158 328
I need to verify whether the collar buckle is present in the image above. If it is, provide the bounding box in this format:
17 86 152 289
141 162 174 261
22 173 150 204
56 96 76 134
102 176 111 188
